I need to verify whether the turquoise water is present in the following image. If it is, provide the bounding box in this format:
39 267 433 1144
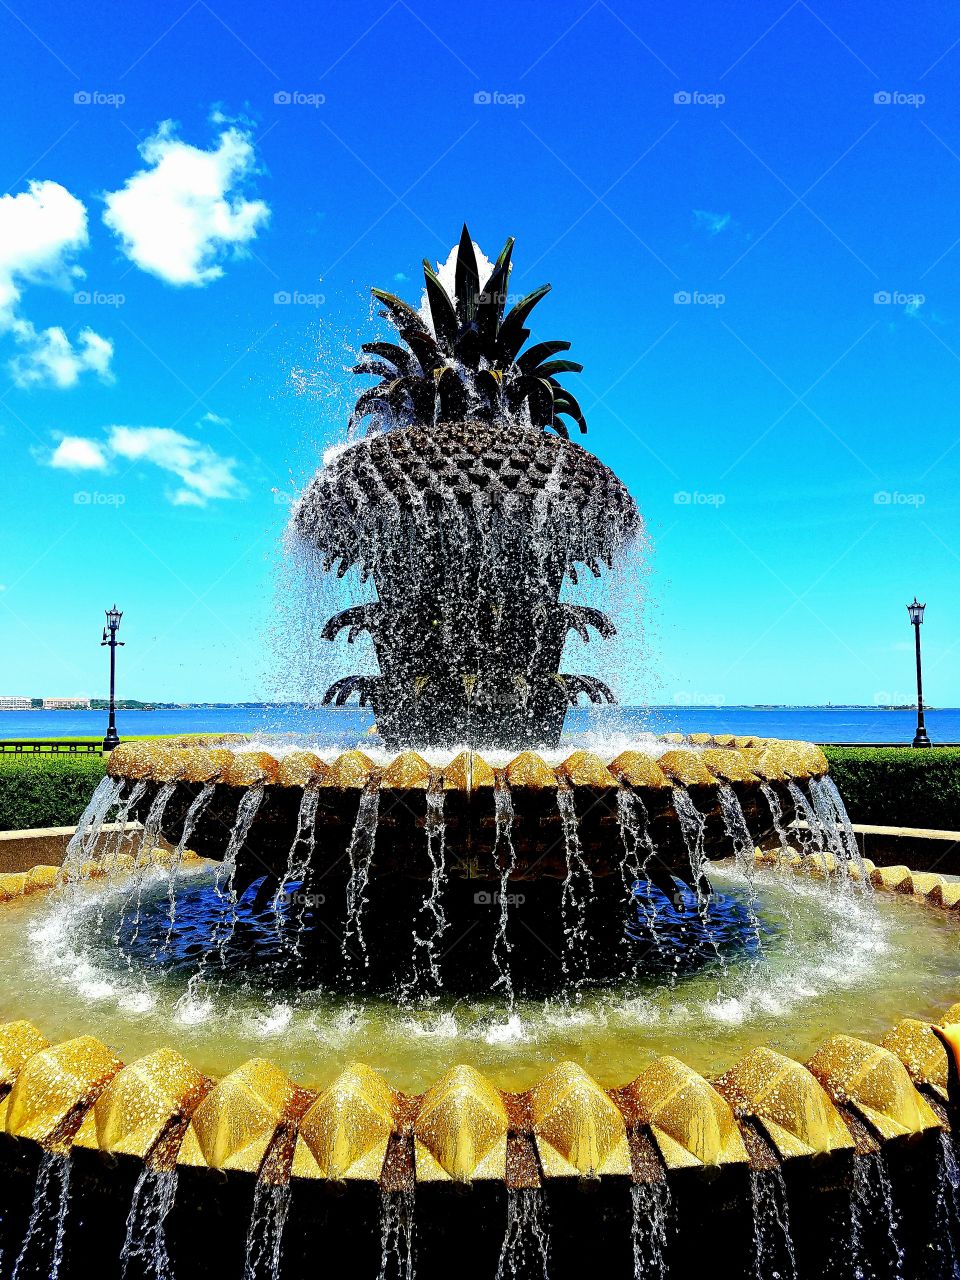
0 705 956 745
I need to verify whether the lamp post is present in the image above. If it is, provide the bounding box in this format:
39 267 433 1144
907 598 931 748
101 605 124 752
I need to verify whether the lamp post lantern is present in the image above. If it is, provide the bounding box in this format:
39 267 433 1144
101 605 124 753
907 597 931 748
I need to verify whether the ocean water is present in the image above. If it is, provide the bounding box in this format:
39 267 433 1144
0 705 956 746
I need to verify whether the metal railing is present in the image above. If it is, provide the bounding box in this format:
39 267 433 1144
0 740 102 755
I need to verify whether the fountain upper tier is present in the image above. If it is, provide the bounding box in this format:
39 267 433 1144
108 734 827 889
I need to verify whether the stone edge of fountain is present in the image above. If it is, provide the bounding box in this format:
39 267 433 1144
0 849 956 1189
104 735 830 790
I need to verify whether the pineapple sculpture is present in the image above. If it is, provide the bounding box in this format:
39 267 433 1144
293 226 640 749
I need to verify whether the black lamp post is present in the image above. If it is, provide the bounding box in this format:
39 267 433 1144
101 605 124 752
907 597 931 748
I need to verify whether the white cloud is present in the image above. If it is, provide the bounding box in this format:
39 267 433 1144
42 425 244 506
693 209 732 236
103 122 270 286
49 436 109 470
0 179 113 389
9 321 113 389
109 425 243 504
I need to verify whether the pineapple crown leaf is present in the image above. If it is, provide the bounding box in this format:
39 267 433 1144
350 225 586 437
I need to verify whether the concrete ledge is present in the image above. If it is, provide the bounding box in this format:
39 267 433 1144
0 823 143 874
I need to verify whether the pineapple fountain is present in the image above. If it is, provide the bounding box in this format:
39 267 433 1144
0 230 958 1279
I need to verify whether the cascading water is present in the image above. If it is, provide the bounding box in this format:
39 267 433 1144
496 1188 550 1280
850 1151 905 1280
120 1167 178 1280
630 1180 672 1280
378 1189 415 1280
243 1182 291 1280
557 785 593 994
12 1152 72 1280
750 1166 798 1280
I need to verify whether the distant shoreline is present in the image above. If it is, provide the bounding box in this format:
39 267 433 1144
0 703 949 712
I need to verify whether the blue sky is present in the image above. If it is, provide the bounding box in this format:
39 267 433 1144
2 0 959 708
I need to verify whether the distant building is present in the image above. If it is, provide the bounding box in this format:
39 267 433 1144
0 696 31 710
42 697 91 710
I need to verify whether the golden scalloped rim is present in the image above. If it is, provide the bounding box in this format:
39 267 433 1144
0 848 953 1183
105 736 830 789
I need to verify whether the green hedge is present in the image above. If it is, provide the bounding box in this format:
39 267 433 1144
0 755 107 831
823 746 960 831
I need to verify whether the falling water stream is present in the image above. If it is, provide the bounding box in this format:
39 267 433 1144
750 1166 798 1280
378 1189 415 1280
120 1167 178 1280
496 1188 550 1279
850 1151 905 1280
630 1180 672 1280
243 1182 291 1280
12 1152 72 1280
557 787 593 995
